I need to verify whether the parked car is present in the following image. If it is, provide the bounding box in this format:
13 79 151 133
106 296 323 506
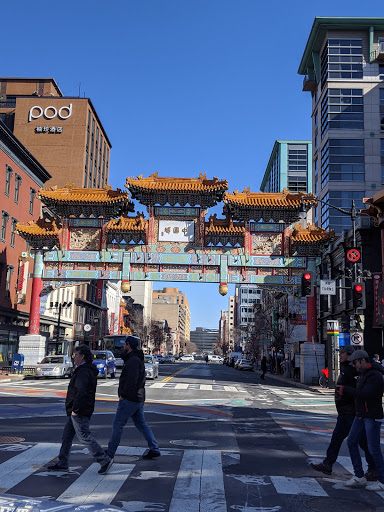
208 355 224 363
35 355 73 379
163 355 175 363
144 355 159 379
91 350 116 379
237 359 254 371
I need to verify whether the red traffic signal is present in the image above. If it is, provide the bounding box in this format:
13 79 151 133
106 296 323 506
301 271 314 297
352 282 366 310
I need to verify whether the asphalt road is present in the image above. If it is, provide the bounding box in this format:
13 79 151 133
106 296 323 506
0 361 383 512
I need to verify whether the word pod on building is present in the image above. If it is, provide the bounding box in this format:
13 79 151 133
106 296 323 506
28 104 72 122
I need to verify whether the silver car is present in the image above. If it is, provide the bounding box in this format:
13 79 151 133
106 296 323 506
35 355 73 379
144 355 159 379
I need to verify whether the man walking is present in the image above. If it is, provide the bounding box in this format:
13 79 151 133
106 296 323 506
311 346 376 479
338 349 384 490
48 345 113 475
106 335 160 460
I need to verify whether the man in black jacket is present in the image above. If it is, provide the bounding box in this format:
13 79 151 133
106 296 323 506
338 349 384 490
48 345 113 475
311 346 375 478
106 335 160 460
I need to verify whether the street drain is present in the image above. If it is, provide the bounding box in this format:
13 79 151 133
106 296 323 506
303 497 375 512
0 436 25 443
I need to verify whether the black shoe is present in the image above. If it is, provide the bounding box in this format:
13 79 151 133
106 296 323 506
47 463 69 471
310 462 332 475
98 458 113 475
142 450 161 459
365 469 377 482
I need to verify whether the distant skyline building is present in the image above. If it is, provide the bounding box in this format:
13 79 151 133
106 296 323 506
151 287 191 341
235 284 262 348
190 327 218 353
260 140 312 194
298 17 384 234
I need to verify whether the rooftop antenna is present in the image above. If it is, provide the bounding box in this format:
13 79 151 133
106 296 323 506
78 82 81 97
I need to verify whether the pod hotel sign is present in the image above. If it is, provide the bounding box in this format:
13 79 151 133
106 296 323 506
28 104 72 122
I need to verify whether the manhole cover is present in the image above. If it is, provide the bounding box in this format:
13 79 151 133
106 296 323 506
170 439 216 447
304 497 375 512
0 436 25 443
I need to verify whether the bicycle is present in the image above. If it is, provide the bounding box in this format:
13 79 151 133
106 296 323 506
319 367 329 388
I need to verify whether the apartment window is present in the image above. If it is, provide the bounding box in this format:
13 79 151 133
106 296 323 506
321 39 363 87
29 188 36 214
5 265 14 298
380 89 384 131
14 174 22 203
1 211 9 240
5 165 13 196
380 65 384 80
321 89 363 137
381 140 384 183
10 218 17 247
321 139 364 187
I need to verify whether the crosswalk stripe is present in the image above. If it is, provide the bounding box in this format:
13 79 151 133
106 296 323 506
169 450 203 512
174 383 189 389
97 381 117 387
57 463 133 505
270 476 328 496
149 382 166 388
223 386 238 392
200 385 212 391
200 450 226 511
0 443 59 491
338 455 368 474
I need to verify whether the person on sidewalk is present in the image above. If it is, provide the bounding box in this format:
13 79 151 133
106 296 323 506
260 356 267 380
337 349 384 491
48 345 113 475
205 354 209 365
106 335 160 460
311 346 376 480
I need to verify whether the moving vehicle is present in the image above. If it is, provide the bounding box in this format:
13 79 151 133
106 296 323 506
144 355 159 379
180 354 194 361
236 359 254 371
35 355 73 379
208 355 224 363
163 355 175 363
91 350 116 379
101 334 140 368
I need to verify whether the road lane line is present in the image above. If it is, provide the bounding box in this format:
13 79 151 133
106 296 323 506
162 364 193 382
169 450 203 512
0 443 60 491
58 463 132 505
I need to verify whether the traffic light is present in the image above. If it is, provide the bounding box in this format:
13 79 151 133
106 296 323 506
352 282 366 310
301 272 314 297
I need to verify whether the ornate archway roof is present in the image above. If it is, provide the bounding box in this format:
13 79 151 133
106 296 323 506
205 214 245 235
290 223 335 255
125 172 228 207
39 184 133 217
16 219 61 249
223 188 316 222
107 213 148 232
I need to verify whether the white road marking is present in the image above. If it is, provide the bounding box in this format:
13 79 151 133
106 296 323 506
201 450 227 511
58 463 133 505
0 443 60 491
224 386 239 392
168 450 203 512
270 476 328 496
175 383 189 389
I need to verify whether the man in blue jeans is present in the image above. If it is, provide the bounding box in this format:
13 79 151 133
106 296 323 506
337 349 384 491
48 345 113 475
106 335 160 459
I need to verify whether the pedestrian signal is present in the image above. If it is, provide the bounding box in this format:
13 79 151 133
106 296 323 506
301 272 314 297
352 282 366 310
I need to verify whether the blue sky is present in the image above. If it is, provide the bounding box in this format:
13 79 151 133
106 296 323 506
3 1 383 329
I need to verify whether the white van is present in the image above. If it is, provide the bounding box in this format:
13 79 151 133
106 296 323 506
180 354 194 361
208 355 223 363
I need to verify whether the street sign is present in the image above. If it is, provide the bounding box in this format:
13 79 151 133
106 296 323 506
351 331 364 346
346 248 361 263
327 320 339 335
320 280 336 295
84 324 92 332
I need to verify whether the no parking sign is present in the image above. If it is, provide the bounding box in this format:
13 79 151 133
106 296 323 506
351 332 364 346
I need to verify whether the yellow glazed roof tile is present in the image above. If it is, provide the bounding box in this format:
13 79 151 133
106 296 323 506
125 172 228 192
39 184 129 204
224 188 316 208
107 214 148 232
16 219 61 238
290 223 335 244
205 215 245 234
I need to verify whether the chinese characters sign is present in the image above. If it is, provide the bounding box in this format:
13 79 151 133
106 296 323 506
158 220 194 242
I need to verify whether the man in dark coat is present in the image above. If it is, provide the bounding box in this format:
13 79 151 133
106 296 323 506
311 346 376 479
106 335 160 460
48 345 113 475
260 356 267 380
338 349 384 490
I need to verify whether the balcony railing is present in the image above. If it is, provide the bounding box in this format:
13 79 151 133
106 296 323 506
370 42 384 62
302 73 317 92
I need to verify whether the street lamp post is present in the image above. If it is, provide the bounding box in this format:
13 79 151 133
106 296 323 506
49 301 72 344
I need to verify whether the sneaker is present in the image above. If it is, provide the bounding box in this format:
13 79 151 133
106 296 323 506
142 450 161 459
365 469 378 482
344 475 367 487
47 463 69 471
310 462 332 475
366 481 384 491
98 458 113 475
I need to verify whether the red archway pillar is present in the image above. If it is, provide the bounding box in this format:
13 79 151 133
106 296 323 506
306 292 317 342
28 250 44 335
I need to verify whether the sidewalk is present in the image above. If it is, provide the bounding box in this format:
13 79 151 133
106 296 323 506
253 369 334 395
0 374 25 384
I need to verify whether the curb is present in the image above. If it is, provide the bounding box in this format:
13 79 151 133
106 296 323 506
253 369 333 394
